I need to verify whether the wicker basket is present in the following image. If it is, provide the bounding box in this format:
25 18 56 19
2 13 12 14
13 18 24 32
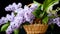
23 3 48 34
23 24 48 34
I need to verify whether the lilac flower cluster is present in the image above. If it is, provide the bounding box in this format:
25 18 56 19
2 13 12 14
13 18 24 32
0 2 39 34
48 17 60 27
0 17 8 25
53 17 60 27
5 3 22 11
0 12 15 25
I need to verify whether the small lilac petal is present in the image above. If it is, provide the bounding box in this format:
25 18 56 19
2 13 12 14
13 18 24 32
48 18 54 25
24 5 29 11
11 3 18 11
12 3 17 6
5 7 11 11
30 4 38 11
17 3 22 8
0 19 3 25
57 22 60 27
6 26 13 34
4 18 8 23
14 8 23 13
6 14 14 22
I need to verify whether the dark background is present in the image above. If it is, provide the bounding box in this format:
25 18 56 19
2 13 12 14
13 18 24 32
0 0 60 34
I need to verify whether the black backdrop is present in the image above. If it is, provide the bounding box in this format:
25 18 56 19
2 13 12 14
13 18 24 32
0 0 60 34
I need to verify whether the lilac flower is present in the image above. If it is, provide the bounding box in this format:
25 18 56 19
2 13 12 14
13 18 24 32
6 26 13 34
12 3 16 6
17 3 22 8
0 19 3 25
4 3 39 34
53 17 60 27
24 5 30 12
1 17 8 23
0 17 8 25
53 17 59 23
6 13 14 22
48 18 54 25
5 7 12 11
24 10 35 23
14 8 23 13
23 5 35 23
11 3 18 11
56 22 60 27
30 3 38 11
4 18 8 23
6 16 24 34
10 22 20 29
5 3 18 11
6 22 20 34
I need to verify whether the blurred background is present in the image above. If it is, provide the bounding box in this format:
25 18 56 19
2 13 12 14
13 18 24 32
0 0 60 34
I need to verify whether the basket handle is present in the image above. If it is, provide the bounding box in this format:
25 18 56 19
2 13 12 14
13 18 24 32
27 3 33 7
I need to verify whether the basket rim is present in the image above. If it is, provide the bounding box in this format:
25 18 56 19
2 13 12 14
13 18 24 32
23 24 48 26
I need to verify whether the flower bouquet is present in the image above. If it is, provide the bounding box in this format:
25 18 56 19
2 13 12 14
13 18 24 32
23 0 59 34
0 0 59 34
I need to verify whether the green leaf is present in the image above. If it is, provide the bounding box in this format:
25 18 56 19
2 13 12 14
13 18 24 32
42 16 48 24
43 0 59 12
39 11 45 18
14 13 17 16
1 23 9 31
32 5 42 18
14 29 19 34
33 0 41 6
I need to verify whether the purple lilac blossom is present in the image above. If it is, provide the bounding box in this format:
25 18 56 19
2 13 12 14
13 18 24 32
6 26 13 34
24 5 29 10
0 19 3 25
6 12 15 22
11 3 18 11
30 3 38 11
5 7 11 11
1 17 8 24
14 8 23 13
6 16 24 34
17 3 22 8
53 17 59 23
48 18 54 25
53 17 60 27
4 3 38 34
0 17 8 25
5 3 22 12
24 11 35 23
